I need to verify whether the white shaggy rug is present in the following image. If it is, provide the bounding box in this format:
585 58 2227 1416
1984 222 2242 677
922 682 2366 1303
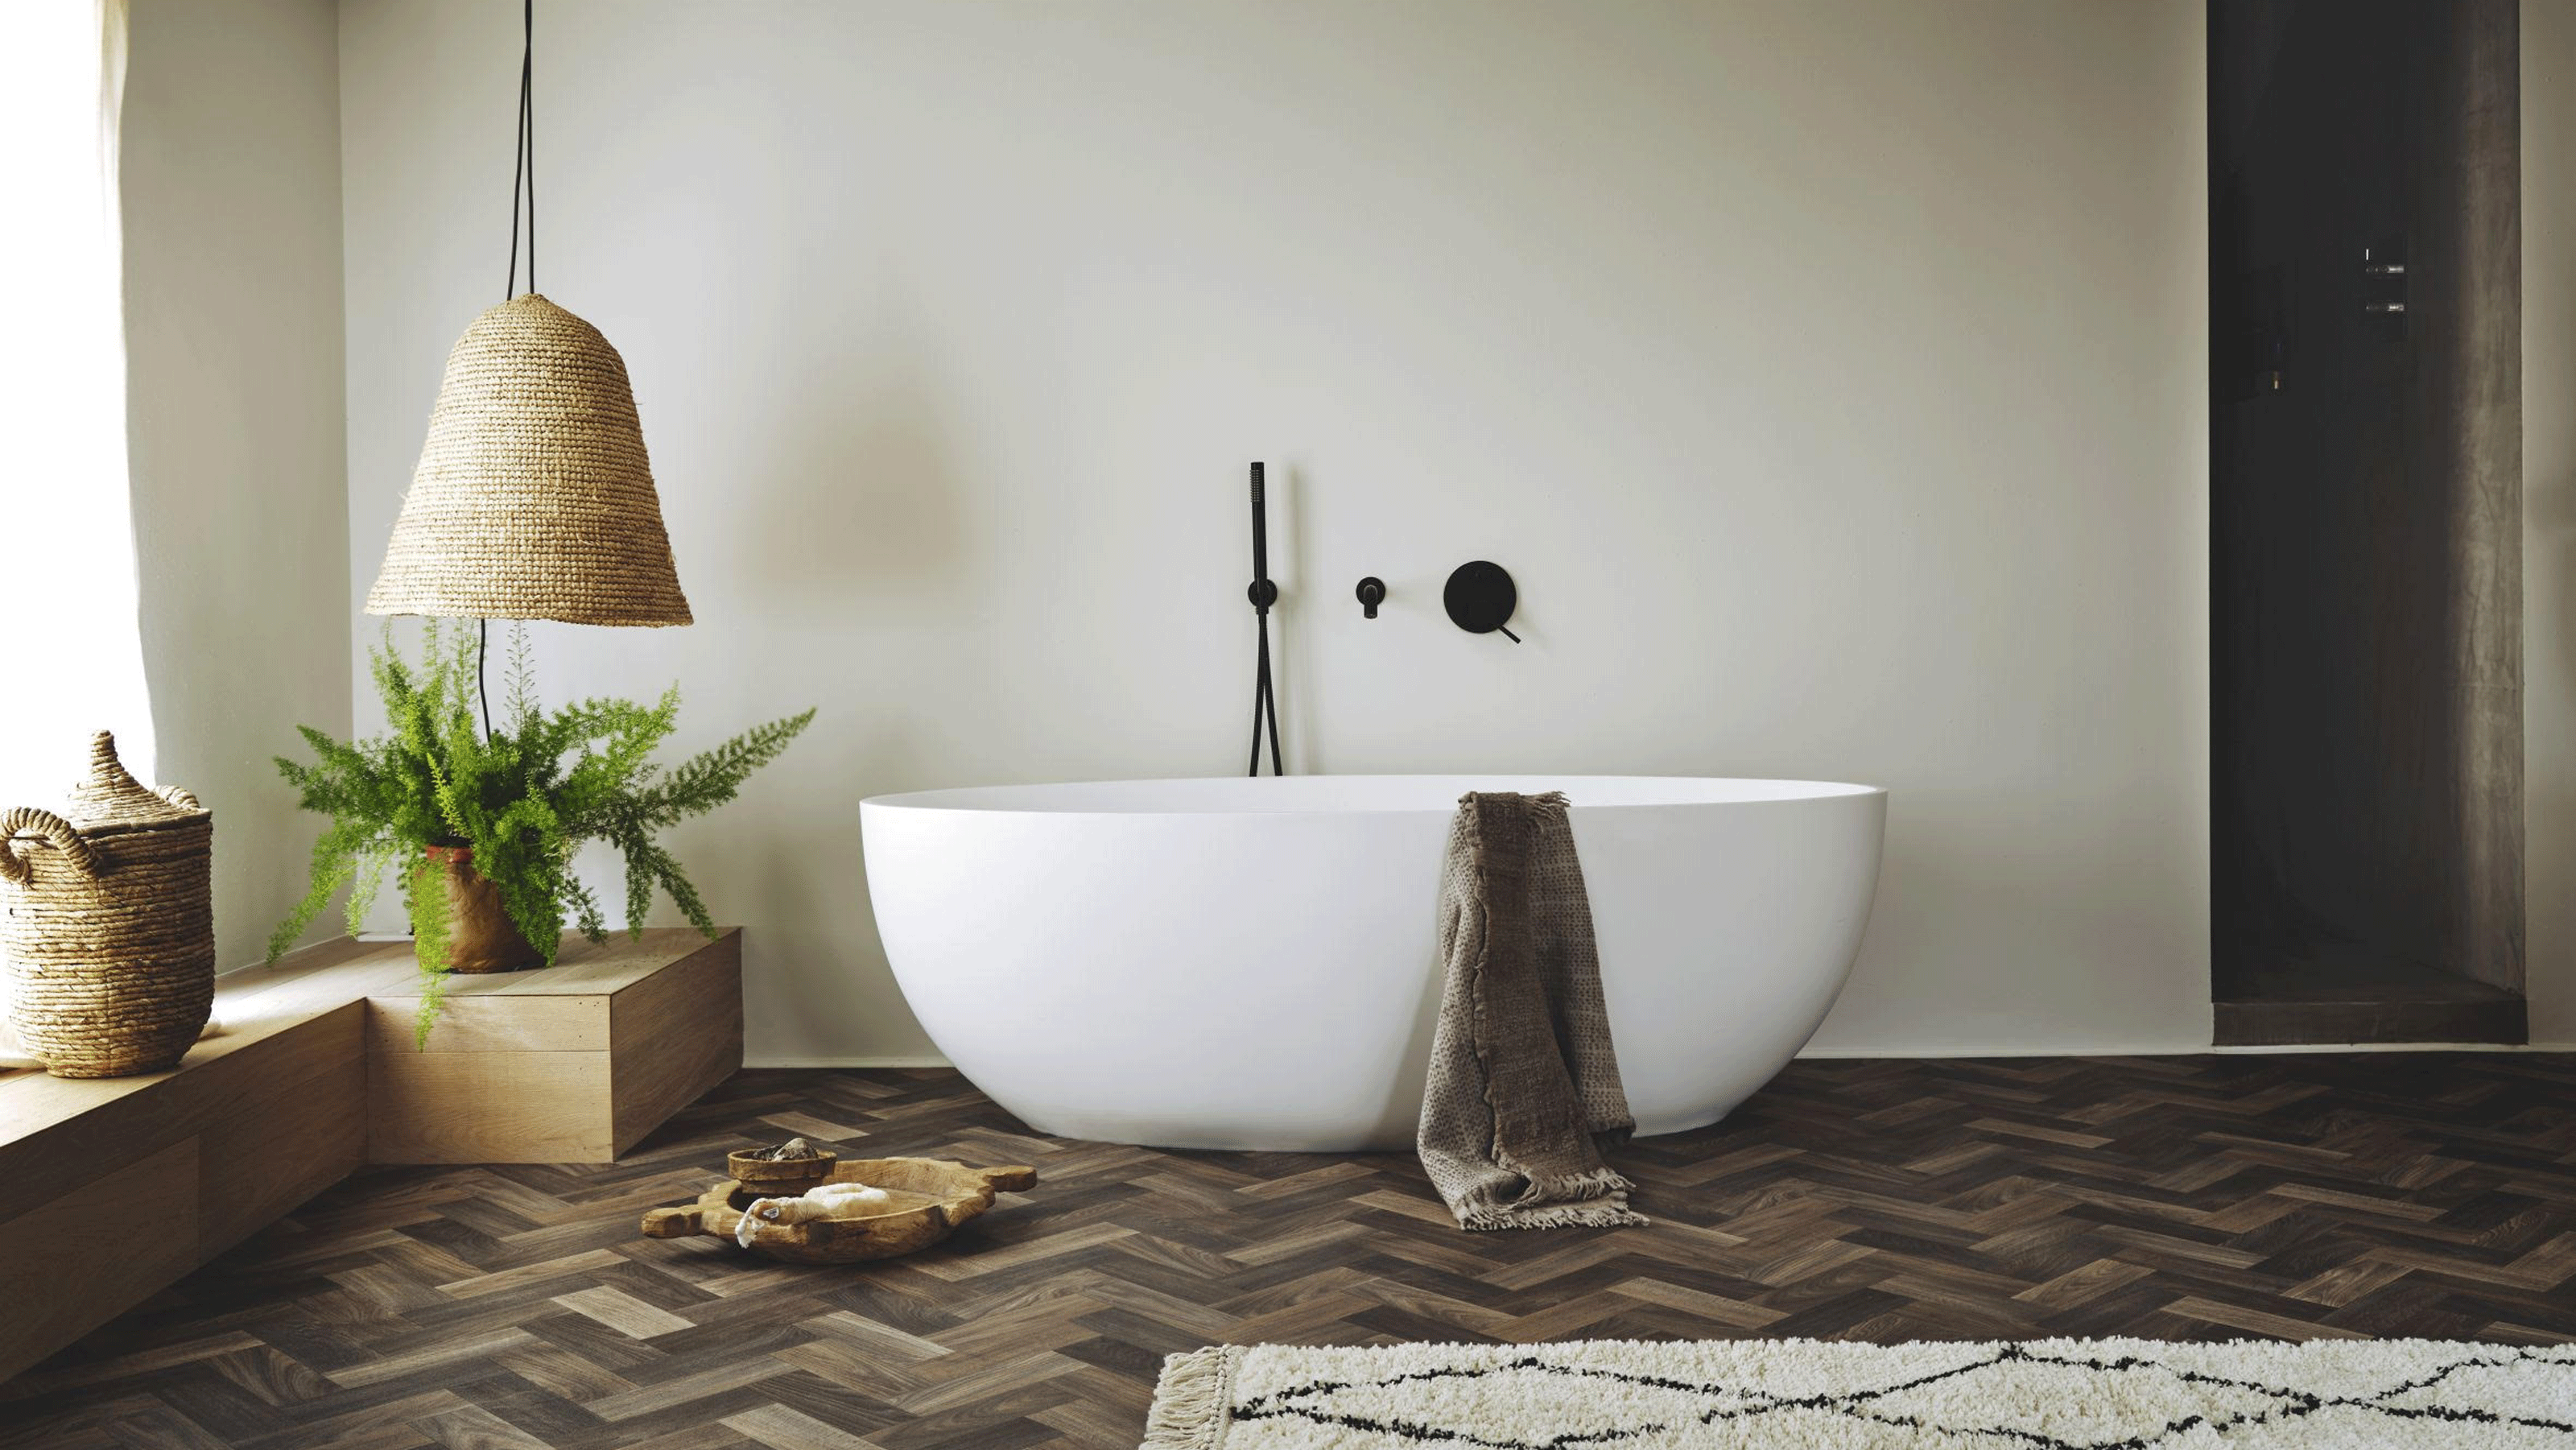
1142 1338 2576 1447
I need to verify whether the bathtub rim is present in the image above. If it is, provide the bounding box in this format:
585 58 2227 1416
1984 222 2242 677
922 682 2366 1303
860 774 1887 817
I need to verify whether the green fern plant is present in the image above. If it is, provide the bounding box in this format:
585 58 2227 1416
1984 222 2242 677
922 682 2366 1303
270 622 814 1043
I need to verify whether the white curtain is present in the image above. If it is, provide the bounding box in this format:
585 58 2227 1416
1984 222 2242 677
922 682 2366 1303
0 0 155 809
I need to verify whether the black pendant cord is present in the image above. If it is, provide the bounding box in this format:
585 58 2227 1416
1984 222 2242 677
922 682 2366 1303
477 620 494 742
503 0 535 300
479 0 536 744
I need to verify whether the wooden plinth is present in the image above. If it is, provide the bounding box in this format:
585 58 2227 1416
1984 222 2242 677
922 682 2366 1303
369 928 744 1163
0 927 742 1382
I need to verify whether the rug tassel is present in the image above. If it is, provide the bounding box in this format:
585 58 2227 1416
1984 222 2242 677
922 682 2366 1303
1141 1345 1234 1449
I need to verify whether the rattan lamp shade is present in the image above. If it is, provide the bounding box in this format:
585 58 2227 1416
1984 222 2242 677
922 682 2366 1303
365 293 691 626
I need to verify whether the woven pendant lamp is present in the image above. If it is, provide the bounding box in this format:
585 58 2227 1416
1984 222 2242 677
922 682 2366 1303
365 0 688 630
365 293 690 626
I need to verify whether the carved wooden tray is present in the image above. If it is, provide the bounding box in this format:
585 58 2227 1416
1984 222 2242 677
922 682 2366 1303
642 1156 1036 1264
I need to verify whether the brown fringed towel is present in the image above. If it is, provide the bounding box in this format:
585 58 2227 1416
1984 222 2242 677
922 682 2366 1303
1418 791 1645 1230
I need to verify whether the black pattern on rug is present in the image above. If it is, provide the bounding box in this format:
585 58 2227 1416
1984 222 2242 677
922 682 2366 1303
1228 1343 2576 1448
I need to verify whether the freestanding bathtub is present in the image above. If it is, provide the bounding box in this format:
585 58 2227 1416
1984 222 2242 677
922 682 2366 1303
860 775 1885 1152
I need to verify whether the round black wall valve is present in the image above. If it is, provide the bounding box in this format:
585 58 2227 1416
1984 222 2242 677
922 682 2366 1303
1443 561 1521 642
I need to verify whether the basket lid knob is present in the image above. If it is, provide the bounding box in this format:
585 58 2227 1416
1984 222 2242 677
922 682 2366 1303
58 732 205 832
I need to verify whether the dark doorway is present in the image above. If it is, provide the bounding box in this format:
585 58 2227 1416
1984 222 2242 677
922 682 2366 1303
2209 0 2525 1045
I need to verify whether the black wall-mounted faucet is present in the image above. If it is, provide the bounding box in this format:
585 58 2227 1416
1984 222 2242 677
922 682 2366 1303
1355 576 1385 619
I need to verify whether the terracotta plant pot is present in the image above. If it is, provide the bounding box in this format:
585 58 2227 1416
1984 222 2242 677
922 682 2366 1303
423 845 539 973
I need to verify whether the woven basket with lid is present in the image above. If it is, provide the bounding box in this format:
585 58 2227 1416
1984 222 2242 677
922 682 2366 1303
0 732 215 1077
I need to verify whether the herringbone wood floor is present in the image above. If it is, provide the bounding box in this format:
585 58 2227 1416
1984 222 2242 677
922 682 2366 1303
5 1054 2574 1448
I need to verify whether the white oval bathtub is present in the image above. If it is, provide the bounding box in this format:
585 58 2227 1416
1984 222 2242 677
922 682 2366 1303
859 775 1885 1152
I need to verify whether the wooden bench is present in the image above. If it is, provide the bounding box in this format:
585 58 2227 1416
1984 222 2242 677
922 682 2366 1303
0 927 741 1382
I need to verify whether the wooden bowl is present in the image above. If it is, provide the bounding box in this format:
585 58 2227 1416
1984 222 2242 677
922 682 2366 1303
642 1156 1035 1265
728 1148 838 1193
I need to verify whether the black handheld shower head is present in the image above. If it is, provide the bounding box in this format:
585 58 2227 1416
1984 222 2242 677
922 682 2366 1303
1247 462 1276 612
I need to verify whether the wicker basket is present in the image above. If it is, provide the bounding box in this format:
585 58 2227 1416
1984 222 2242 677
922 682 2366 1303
0 733 215 1078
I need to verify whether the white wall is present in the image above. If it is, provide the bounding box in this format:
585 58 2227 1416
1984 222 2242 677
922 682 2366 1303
2524 0 2576 1047
123 0 349 973
337 0 2211 1063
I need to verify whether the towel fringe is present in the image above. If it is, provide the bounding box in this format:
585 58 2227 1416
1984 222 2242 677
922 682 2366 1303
1461 1200 1653 1231
1521 1164 1641 1204
1141 1345 1235 1449
1485 1153 1645 1223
